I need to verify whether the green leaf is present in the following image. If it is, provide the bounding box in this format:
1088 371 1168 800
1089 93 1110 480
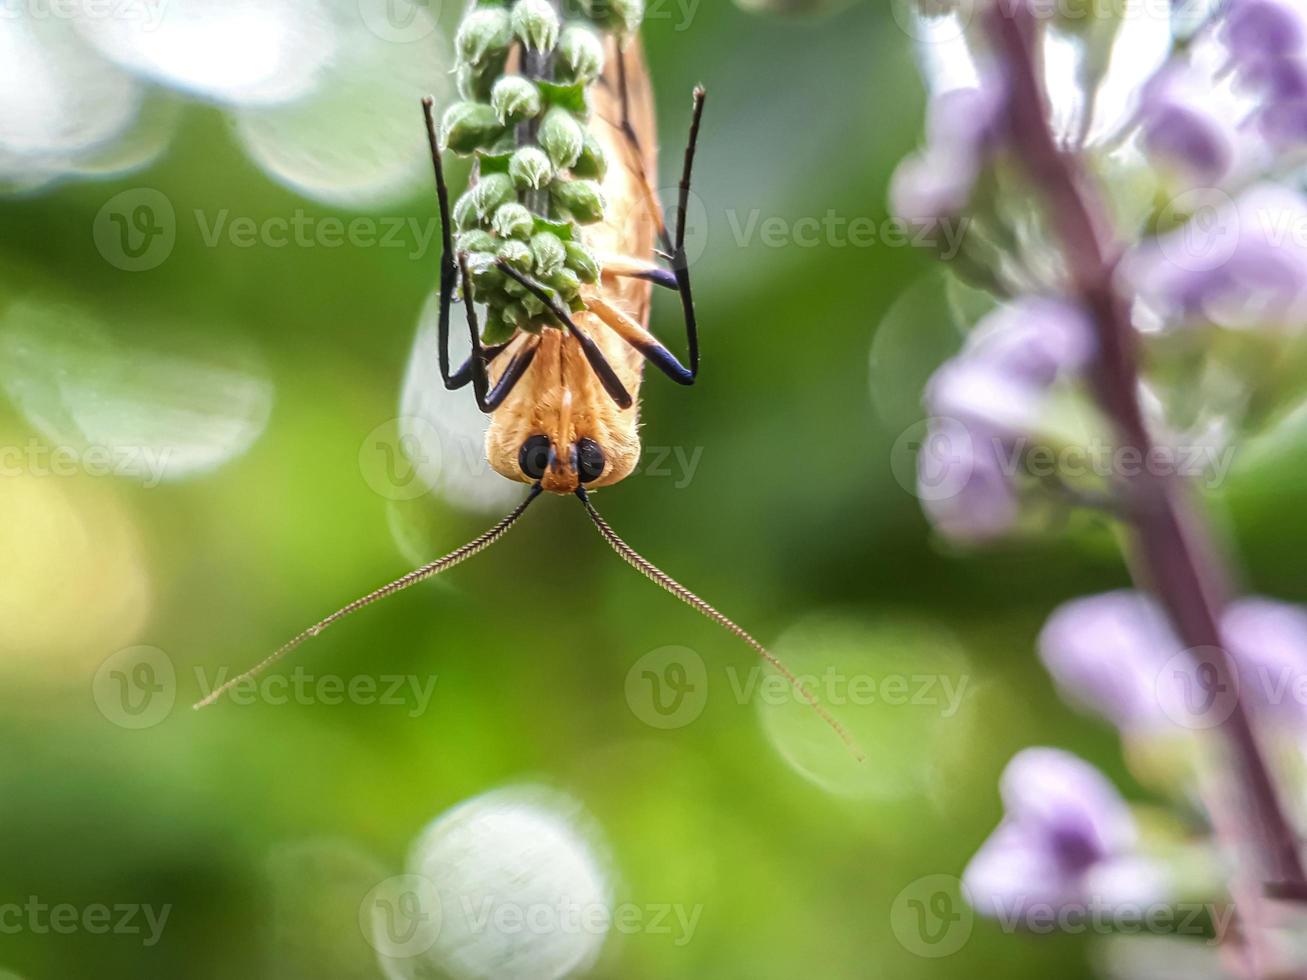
538 81 588 115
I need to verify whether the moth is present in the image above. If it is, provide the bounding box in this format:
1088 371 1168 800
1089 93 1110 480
197 20 857 757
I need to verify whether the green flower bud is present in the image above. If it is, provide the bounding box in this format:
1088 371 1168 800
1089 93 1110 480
558 24 605 83
464 251 503 290
502 301 529 329
471 173 516 219
482 310 516 346
512 0 560 53
453 192 481 231
550 267 583 299
491 75 542 126
493 203 535 240
498 238 534 274
509 146 554 190
530 232 566 279
456 8 513 66
503 276 527 297
521 291 546 317
440 101 505 154
570 132 607 179
586 0 642 33
564 241 601 283
551 179 605 224
539 107 585 170
457 230 498 254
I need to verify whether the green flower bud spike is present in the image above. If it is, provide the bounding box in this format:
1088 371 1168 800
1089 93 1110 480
539 107 585 170
491 76 541 126
512 0 561 53
558 25 605 84
437 0 650 345
440 102 505 154
551 179 606 224
492 203 535 240
456 7 513 66
509 146 553 190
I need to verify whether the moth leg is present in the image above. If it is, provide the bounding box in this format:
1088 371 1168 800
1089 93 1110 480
496 262 635 410
421 96 465 391
457 256 535 414
587 295 693 386
607 85 707 380
595 252 679 291
446 342 512 390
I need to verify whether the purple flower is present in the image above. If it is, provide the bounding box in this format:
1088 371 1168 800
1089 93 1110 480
1222 597 1307 722
964 749 1161 921
889 77 1008 225
889 150 979 227
1259 97 1307 150
918 419 1019 543
964 297 1095 386
915 297 1094 543
1139 82 1237 185
1126 185 1307 330
1222 0 1307 65
1039 591 1180 731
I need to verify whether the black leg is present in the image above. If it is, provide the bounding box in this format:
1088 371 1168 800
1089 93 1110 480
496 263 635 410
609 65 706 383
669 88 706 382
422 96 463 391
447 342 512 390
457 257 539 413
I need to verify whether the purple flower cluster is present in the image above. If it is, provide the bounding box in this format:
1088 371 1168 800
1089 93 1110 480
890 0 1307 952
918 298 1094 542
1039 591 1307 731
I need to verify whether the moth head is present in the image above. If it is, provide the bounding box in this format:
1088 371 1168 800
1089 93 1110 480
488 427 640 494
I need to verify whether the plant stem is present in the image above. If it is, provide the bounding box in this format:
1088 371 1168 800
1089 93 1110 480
985 0 1306 957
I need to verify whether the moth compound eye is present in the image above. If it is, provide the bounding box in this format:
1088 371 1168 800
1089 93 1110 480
576 438 605 484
519 435 551 480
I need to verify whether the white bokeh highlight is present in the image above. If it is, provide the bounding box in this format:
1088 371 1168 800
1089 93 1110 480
381 785 613 980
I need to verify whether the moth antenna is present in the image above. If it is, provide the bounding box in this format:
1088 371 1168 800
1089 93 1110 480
194 485 543 710
576 489 865 762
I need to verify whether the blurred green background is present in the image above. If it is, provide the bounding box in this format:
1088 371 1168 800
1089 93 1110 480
2 1 1304 978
